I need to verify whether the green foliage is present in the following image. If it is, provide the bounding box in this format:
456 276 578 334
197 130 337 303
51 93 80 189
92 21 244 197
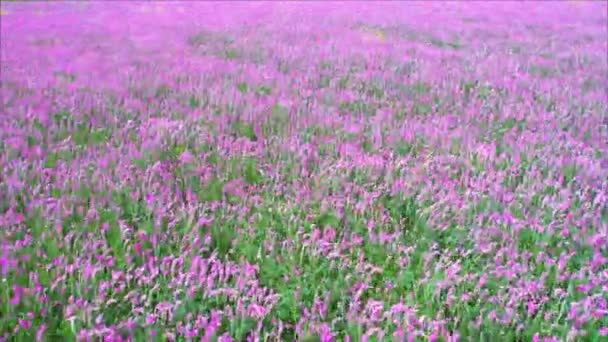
224 48 241 60
255 85 272 96
200 178 224 203
189 95 201 108
237 82 249 93
232 120 257 141
243 157 264 185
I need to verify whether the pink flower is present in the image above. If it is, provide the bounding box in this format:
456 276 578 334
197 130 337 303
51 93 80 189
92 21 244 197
217 334 234 342
527 301 538 315
36 324 46 341
146 314 156 325
478 274 488 287
179 150 194 164
577 282 594 293
390 302 408 315
134 242 142 255
324 228 336 241
198 216 213 227
145 193 155 206
319 323 334 342
18 319 32 330
223 178 247 197
248 304 268 319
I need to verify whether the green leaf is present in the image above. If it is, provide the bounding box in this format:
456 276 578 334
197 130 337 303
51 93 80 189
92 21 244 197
27 135 38 147
237 82 249 93
243 158 264 185
224 48 240 60
233 121 257 141
562 164 577 184
45 152 59 169
59 150 74 161
189 95 201 108
51 188 62 199
409 81 431 95
132 157 148 170
255 85 272 96
395 140 414 156
73 123 90 146
77 184 92 200
315 212 340 228
33 119 45 132
201 178 224 203
38 268 50 286
234 317 257 340
44 236 60 259
53 111 72 124
106 223 124 257
210 224 235 258
90 128 111 145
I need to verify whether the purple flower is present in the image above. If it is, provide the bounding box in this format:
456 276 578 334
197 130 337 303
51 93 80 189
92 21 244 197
179 150 194 164
18 319 32 330
248 304 268 319
577 282 594 293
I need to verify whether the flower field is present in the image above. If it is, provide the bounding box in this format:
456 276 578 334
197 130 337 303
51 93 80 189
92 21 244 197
1 2 607 341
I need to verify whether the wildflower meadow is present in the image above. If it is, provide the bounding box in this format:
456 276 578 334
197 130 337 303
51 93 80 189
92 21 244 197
0 2 607 341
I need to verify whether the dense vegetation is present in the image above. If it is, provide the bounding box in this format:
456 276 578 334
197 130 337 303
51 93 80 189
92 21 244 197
1 2 607 341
